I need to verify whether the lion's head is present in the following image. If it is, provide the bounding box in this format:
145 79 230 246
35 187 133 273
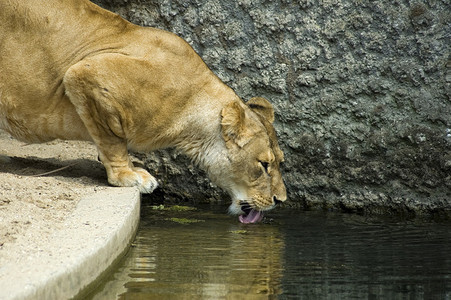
218 97 287 223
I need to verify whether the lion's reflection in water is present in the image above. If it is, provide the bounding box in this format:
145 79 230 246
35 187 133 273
87 204 451 300
88 206 284 299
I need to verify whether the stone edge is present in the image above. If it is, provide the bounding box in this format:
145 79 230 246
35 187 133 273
0 187 140 300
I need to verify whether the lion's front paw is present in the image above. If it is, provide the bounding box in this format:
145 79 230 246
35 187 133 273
108 167 158 194
133 167 159 193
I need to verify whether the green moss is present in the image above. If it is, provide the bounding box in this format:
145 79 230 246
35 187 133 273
149 205 196 211
150 205 166 210
228 230 248 234
168 205 196 212
166 217 204 224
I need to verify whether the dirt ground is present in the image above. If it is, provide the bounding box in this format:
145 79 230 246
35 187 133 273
0 130 111 266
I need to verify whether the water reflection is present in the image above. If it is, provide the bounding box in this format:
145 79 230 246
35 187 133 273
88 204 451 299
280 211 451 299
90 205 285 299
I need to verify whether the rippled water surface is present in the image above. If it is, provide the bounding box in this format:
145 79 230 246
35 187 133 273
87 201 451 299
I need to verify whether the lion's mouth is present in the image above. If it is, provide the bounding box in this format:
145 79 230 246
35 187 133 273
238 203 263 224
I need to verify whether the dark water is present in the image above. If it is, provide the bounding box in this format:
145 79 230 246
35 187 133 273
87 201 451 300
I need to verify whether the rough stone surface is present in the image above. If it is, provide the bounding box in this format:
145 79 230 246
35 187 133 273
92 0 451 217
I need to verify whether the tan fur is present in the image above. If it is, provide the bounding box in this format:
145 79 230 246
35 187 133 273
0 0 286 213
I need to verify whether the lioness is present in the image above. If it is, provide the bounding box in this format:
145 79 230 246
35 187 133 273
0 0 286 223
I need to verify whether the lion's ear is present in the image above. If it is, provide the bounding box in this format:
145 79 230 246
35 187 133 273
247 97 275 123
221 102 251 147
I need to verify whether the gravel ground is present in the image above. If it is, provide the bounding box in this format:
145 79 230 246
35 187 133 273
0 130 110 267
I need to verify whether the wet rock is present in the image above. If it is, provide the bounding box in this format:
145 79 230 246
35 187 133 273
93 0 451 218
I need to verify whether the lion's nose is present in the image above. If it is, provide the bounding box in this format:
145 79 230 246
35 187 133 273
273 196 283 205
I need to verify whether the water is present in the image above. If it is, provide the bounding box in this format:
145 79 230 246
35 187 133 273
87 201 451 299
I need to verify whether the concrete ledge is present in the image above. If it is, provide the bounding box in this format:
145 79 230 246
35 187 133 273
0 187 140 300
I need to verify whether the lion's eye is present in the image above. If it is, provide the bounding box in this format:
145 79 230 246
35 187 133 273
259 161 269 173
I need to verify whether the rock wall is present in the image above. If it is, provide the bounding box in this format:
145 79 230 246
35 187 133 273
92 0 450 217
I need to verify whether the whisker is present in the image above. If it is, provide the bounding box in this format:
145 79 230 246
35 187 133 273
239 198 253 204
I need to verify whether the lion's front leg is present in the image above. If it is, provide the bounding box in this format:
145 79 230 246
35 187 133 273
97 142 158 193
63 57 158 193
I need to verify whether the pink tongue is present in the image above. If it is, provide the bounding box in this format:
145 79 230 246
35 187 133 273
239 209 263 224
